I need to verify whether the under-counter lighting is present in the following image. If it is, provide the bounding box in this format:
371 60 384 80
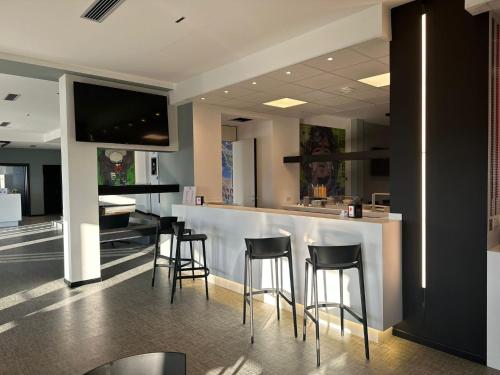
286 71 291 75
421 13 427 289
327 57 333 61
201 97 206 100
251 81 257 85
358 73 390 87
263 97 307 108
224 90 229 94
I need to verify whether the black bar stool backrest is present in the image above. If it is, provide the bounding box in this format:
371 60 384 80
308 244 361 269
171 221 186 238
245 236 291 258
159 216 178 234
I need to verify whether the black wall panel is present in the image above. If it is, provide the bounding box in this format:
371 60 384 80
391 0 488 363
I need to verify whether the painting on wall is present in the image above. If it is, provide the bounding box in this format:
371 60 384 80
222 141 233 203
300 124 346 198
97 149 135 186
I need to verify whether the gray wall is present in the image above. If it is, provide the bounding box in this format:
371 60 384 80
0 148 61 215
159 103 195 215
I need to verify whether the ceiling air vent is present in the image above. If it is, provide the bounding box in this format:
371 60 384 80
82 0 126 23
0 122 10 127
230 117 252 123
4 94 19 101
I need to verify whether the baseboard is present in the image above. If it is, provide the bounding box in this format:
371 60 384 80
392 328 486 365
64 277 102 288
207 273 392 344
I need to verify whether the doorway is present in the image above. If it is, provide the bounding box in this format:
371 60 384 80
42 165 62 215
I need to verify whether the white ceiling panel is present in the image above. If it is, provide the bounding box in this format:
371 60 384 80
351 39 390 58
303 48 371 72
295 73 352 90
334 60 389 80
266 64 324 82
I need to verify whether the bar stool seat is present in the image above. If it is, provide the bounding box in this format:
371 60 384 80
242 236 298 344
303 244 369 366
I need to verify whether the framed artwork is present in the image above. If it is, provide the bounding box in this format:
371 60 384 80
300 124 346 198
97 149 135 186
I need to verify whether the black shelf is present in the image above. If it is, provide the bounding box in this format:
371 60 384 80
98 184 180 195
283 149 390 163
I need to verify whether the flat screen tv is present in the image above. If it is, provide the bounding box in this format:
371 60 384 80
74 82 169 146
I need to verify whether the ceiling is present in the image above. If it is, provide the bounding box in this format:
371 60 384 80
0 1 399 83
0 73 59 134
195 39 390 125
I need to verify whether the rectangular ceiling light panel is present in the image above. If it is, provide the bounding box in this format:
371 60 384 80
263 98 307 108
82 0 126 22
358 73 390 87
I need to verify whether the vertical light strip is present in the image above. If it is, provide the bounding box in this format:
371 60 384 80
421 13 427 289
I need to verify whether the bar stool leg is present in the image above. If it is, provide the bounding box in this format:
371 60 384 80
178 241 183 289
243 253 248 324
340 269 344 337
288 253 298 338
313 265 320 366
168 233 174 279
151 233 159 287
249 256 254 344
275 258 280 321
358 258 370 360
303 261 309 341
170 239 181 304
189 240 195 281
201 239 209 300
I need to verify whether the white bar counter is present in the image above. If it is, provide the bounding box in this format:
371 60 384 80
172 204 402 336
0 194 22 227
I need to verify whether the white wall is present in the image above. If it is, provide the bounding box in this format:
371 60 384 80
192 103 223 203
237 120 273 208
59 74 178 284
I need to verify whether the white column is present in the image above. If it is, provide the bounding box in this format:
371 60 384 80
59 74 101 285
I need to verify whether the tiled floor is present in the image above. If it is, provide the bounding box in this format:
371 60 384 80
0 227 498 375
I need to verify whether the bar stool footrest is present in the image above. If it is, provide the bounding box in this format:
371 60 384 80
304 303 364 324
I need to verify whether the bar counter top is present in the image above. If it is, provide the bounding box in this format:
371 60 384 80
201 203 401 224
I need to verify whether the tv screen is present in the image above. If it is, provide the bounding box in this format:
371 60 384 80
74 82 169 146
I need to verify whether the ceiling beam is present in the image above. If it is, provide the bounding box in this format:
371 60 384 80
169 4 391 105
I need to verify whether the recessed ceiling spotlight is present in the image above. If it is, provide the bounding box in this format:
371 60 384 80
224 90 229 94
327 57 333 61
128 123 133 127
155 113 160 116
201 97 206 100
286 71 291 75
358 72 390 87
26 113 30 117
252 81 257 85
263 98 307 108
141 118 146 122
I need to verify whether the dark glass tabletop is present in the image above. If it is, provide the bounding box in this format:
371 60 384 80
84 352 186 375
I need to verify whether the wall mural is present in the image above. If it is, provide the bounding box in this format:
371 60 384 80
97 149 135 186
222 141 233 204
300 124 346 198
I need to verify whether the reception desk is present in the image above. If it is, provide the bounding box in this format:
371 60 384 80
172 204 402 338
0 194 22 227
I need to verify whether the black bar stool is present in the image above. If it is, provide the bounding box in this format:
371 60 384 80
151 217 194 287
242 236 298 343
303 244 369 366
170 221 209 303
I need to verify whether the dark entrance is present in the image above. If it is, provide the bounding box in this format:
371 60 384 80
42 165 62 215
